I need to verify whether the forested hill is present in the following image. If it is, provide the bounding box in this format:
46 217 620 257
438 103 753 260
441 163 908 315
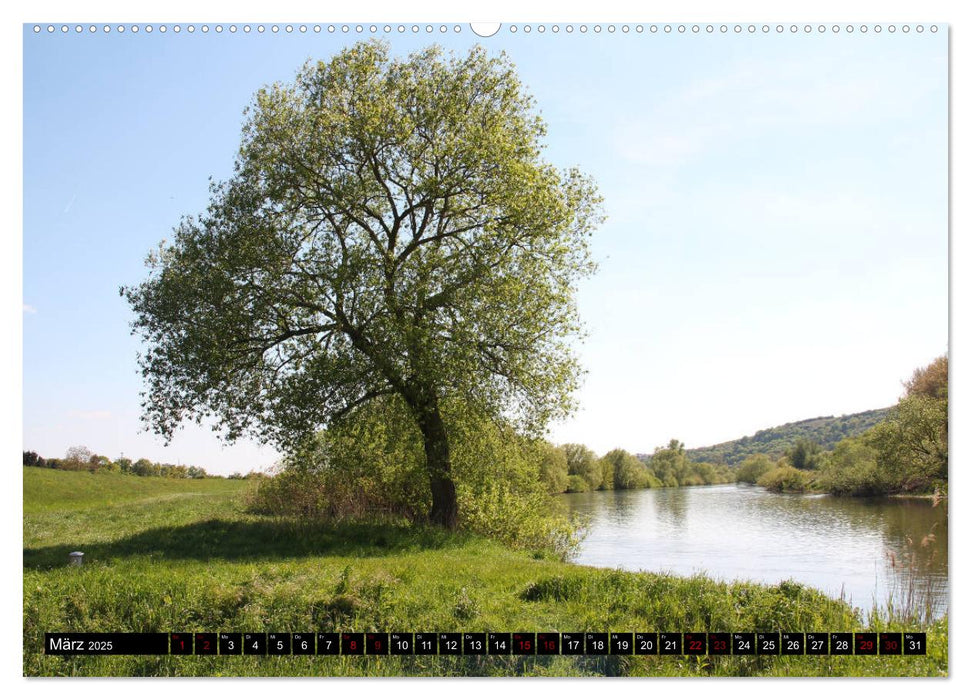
681 408 891 466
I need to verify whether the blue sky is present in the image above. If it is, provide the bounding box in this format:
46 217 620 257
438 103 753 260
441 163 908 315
22 24 947 474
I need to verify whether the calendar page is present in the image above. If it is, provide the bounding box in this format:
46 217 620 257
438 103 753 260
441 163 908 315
21 14 948 681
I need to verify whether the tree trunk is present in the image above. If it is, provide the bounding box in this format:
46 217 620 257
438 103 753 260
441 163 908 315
414 398 458 529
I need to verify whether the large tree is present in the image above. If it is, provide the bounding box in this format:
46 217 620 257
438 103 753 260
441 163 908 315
869 355 948 491
123 41 603 528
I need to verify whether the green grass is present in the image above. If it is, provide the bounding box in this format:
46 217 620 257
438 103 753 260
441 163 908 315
23 467 947 677
24 466 247 513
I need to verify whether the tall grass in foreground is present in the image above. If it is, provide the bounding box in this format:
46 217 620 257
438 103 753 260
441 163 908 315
880 493 947 628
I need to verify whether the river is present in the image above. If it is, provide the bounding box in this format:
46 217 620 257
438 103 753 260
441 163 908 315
561 483 948 620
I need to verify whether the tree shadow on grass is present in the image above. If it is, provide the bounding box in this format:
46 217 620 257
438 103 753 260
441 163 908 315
23 518 471 569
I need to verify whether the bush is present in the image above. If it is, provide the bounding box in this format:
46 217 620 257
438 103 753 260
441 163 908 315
816 437 890 496
787 438 823 470
660 472 680 488
562 444 600 490
565 475 590 493
250 461 417 521
757 466 811 493
62 446 94 471
601 448 654 490
456 481 583 559
448 407 583 557
249 397 584 558
736 454 774 484
539 443 569 494
644 439 734 487
249 400 427 522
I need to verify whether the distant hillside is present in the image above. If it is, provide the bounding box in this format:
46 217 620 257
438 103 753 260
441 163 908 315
679 408 891 467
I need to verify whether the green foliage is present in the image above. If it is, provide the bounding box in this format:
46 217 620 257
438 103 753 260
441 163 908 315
685 409 890 466
816 437 889 496
904 355 947 399
867 394 947 492
248 400 421 520
456 480 582 561
735 454 775 484
597 453 615 490
250 398 582 557
600 448 657 490
565 474 590 493
816 356 948 497
448 406 582 558
538 443 570 494
648 440 687 486
562 443 601 491
641 471 664 489
122 41 603 527
642 439 734 488
687 461 726 486
132 458 156 476
757 466 812 494
786 438 823 470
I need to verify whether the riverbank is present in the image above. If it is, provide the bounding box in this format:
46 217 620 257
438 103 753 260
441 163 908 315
760 478 945 500
23 468 946 677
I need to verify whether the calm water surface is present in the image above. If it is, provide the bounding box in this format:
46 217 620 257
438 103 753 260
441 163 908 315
562 484 948 618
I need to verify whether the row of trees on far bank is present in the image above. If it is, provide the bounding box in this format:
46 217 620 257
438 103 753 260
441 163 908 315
733 356 948 497
540 439 733 494
23 446 218 479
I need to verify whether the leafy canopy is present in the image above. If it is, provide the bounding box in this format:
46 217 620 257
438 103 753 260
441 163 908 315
123 41 603 452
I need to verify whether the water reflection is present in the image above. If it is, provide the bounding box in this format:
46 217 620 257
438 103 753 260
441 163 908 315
655 486 688 529
561 484 948 619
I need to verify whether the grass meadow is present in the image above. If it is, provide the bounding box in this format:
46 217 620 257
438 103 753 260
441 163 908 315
23 467 947 677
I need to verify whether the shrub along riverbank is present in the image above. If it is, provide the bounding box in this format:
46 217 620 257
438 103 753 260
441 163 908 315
733 357 948 498
23 467 946 677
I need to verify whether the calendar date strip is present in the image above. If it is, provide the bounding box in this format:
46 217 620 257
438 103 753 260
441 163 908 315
45 631 926 656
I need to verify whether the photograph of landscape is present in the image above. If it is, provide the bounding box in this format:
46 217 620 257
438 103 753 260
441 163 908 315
22 20 948 678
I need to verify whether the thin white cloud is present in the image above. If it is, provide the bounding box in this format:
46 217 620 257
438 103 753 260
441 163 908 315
23 304 37 314
614 51 942 168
